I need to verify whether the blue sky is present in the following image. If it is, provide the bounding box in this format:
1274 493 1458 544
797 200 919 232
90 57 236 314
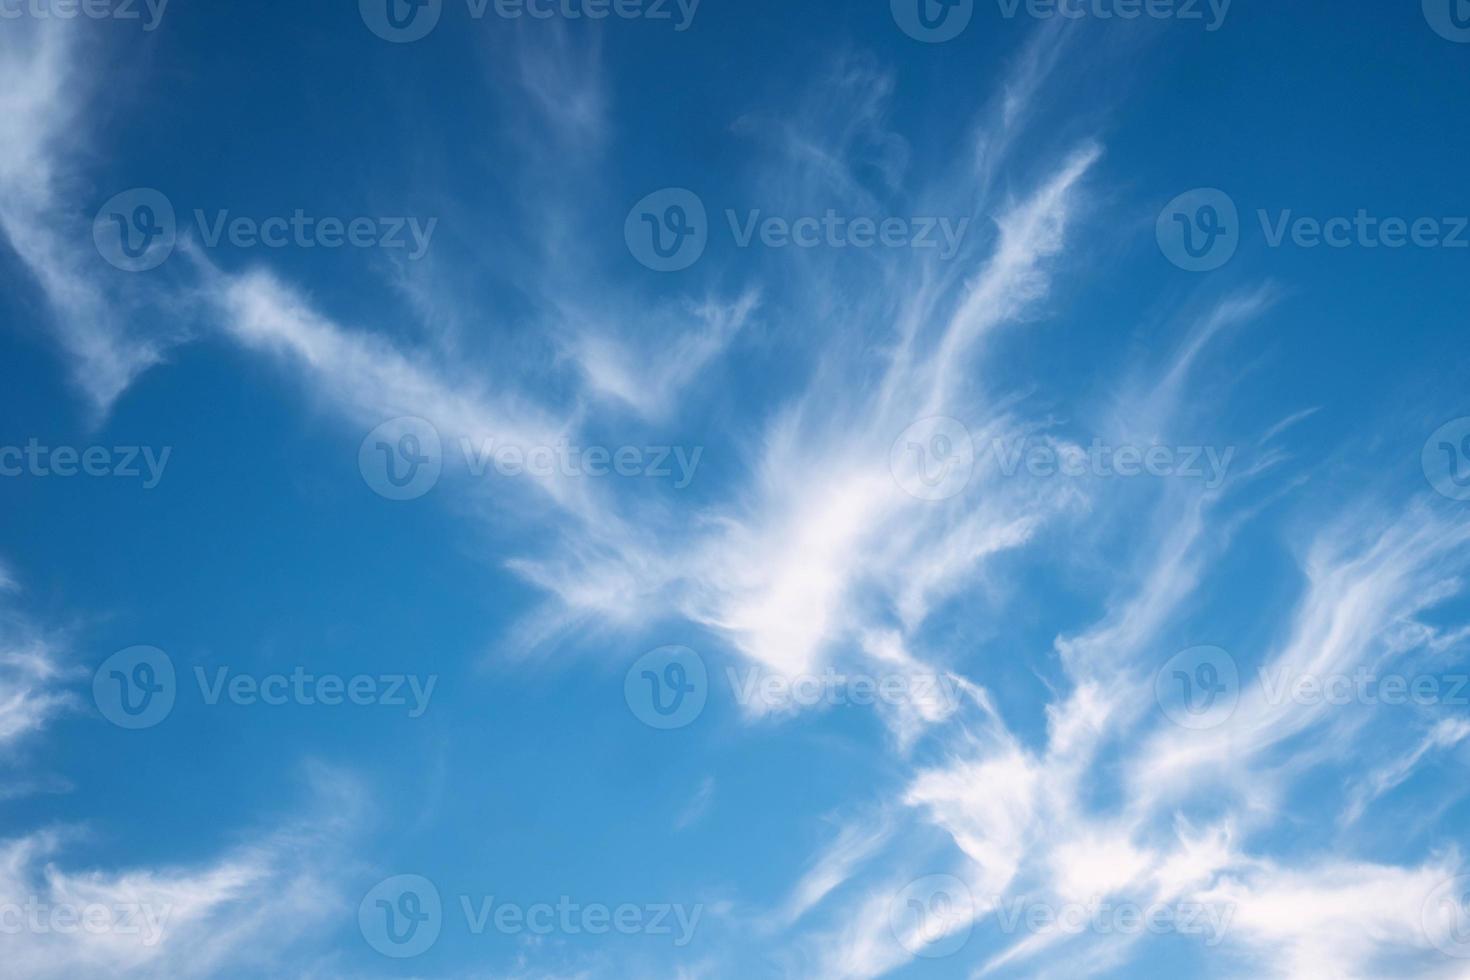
2 1 1470 977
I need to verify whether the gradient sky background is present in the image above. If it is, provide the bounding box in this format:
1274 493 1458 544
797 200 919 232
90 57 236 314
2 0 1470 977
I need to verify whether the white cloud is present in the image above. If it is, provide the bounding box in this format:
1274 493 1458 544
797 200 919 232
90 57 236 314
0 575 76 757
0 22 172 418
674 776 716 831
0 764 367 979
773 817 893 930
1198 858 1461 979
566 292 757 420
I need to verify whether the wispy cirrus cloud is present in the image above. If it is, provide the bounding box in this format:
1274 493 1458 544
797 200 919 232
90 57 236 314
0 571 78 758
0 566 371 978
0 765 368 980
8 10 1468 979
0 21 180 419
